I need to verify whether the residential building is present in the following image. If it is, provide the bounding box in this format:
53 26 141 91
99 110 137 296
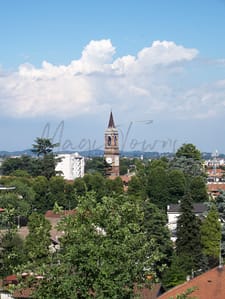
167 203 208 242
55 152 85 180
207 182 225 199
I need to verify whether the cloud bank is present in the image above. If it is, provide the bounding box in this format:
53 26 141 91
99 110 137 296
0 39 224 119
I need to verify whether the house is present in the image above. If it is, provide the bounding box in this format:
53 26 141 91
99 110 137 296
206 168 225 182
157 265 225 299
1 273 42 299
207 182 225 199
167 203 208 241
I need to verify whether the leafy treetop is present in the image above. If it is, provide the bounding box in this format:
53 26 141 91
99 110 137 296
32 138 59 156
176 143 201 160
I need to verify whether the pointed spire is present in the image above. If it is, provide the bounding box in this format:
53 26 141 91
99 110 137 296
108 111 115 128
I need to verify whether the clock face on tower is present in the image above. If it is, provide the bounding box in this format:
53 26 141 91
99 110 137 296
106 157 112 164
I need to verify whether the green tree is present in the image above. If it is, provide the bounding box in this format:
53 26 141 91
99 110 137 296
170 144 203 178
32 192 164 299
176 192 203 274
167 169 186 203
190 176 208 202
8 178 35 208
73 177 87 196
32 137 59 157
175 143 201 160
1 156 34 176
201 204 221 267
0 230 25 277
64 182 77 209
162 254 190 290
0 193 30 225
41 154 59 179
10 169 31 177
215 191 225 257
32 176 50 212
119 158 133 175
83 173 106 201
85 157 106 175
48 176 66 209
142 199 173 277
105 176 124 195
24 212 51 266
32 137 60 179
128 175 147 199
149 158 169 169
146 166 169 209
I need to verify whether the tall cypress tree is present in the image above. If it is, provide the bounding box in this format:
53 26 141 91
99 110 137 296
143 199 173 278
215 191 225 258
201 203 221 268
176 192 203 273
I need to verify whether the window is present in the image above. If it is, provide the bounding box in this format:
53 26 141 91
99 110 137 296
107 136 111 146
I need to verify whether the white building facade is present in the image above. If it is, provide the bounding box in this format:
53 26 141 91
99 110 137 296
167 203 207 242
55 152 85 180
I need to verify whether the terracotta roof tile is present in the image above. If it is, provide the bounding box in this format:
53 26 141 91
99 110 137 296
207 183 225 191
158 266 225 299
45 210 76 218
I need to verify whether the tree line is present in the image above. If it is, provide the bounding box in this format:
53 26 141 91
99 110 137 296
0 140 224 298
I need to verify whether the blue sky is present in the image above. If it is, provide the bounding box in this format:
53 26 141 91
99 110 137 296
1 0 225 153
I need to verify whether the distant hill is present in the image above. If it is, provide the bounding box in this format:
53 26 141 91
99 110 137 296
0 149 223 160
0 149 34 157
0 149 170 159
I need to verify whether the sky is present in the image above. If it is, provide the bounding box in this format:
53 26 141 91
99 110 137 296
1 0 225 154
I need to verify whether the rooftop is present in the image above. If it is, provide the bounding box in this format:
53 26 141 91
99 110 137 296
158 266 225 299
167 203 207 214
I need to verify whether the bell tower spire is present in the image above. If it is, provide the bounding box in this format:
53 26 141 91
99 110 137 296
104 111 120 176
108 111 115 128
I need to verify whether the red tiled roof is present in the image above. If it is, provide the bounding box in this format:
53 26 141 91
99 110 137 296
3 274 17 283
158 266 225 299
45 209 76 218
207 183 225 191
107 175 132 183
0 208 5 212
207 168 224 176
3 274 40 298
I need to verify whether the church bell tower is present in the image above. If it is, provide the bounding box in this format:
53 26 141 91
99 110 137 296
104 111 120 176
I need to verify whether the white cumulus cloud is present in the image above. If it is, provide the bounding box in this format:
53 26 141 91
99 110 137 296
1 38 224 120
